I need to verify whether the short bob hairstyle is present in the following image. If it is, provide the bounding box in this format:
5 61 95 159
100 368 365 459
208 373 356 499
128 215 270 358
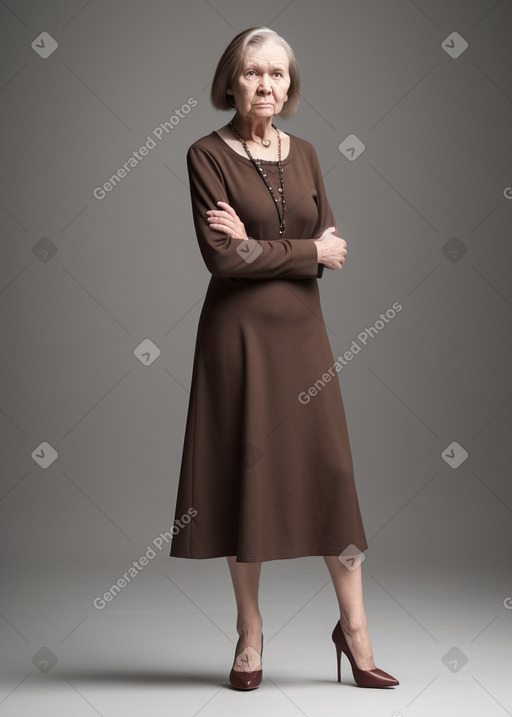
210 27 300 120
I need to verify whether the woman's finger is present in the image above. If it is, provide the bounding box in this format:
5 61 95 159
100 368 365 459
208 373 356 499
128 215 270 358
207 204 247 239
216 201 237 218
207 210 235 223
208 215 237 232
207 215 235 230
207 209 231 220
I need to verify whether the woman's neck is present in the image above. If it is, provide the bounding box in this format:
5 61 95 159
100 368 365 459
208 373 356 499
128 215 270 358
230 114 275 144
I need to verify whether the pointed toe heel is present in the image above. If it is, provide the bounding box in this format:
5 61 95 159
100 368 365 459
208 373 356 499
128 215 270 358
332 620 399 688
229 633 263 690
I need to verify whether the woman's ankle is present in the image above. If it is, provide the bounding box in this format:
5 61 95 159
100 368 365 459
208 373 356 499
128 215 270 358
339 614 368 636
236 614 263 636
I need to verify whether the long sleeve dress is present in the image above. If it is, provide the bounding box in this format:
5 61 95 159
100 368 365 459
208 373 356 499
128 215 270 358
169 130 368 562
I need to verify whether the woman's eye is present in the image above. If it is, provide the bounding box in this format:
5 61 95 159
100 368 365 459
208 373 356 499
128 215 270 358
245 70 283 78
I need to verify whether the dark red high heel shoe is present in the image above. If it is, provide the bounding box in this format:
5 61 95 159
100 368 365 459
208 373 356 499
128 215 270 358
229 633 263 690
332 620 399 688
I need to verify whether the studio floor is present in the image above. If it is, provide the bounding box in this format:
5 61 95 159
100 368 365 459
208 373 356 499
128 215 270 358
1 556 510 717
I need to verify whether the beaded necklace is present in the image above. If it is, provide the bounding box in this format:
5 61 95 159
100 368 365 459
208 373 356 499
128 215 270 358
228 119 286 236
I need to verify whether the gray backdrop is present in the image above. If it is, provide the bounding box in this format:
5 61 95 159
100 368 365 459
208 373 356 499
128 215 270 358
1 1 511 715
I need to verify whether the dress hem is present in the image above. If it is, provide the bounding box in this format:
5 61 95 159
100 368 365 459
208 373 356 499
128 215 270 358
169 544 368 563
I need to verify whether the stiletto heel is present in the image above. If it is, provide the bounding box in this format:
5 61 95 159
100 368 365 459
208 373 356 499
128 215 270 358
332 620 399 688
335 644 342 683
229 633 264 690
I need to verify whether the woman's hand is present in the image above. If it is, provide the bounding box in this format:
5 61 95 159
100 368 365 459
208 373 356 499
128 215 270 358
206 201 248 239
314 226 348 270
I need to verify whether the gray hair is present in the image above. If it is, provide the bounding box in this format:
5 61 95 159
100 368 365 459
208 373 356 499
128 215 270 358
210 27 300 120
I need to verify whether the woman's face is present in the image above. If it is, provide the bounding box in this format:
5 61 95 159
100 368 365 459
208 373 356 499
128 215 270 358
228 40 291 121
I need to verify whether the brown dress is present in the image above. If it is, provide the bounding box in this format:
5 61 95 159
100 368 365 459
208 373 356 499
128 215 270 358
169 130 368 562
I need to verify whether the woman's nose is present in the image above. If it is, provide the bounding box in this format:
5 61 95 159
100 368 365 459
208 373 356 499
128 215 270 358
259 74 272 91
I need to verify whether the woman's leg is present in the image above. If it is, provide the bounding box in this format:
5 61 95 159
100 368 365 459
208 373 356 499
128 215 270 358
323 556 377 671
226 556 263 671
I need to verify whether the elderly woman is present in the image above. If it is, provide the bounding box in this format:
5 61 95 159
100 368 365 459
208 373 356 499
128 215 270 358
169 27 398 691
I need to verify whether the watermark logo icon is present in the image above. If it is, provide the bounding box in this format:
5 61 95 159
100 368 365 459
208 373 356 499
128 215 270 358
32 647 58 673
442 32 468 59
31 32 58 59
235 645 262 672
31 442 58 469
338 134 365 162
442 646 468 672
442 237 468 263
441 442 468 469
32 237 58 263
236 238 263 263
338 544 365 571
134 339 160 366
